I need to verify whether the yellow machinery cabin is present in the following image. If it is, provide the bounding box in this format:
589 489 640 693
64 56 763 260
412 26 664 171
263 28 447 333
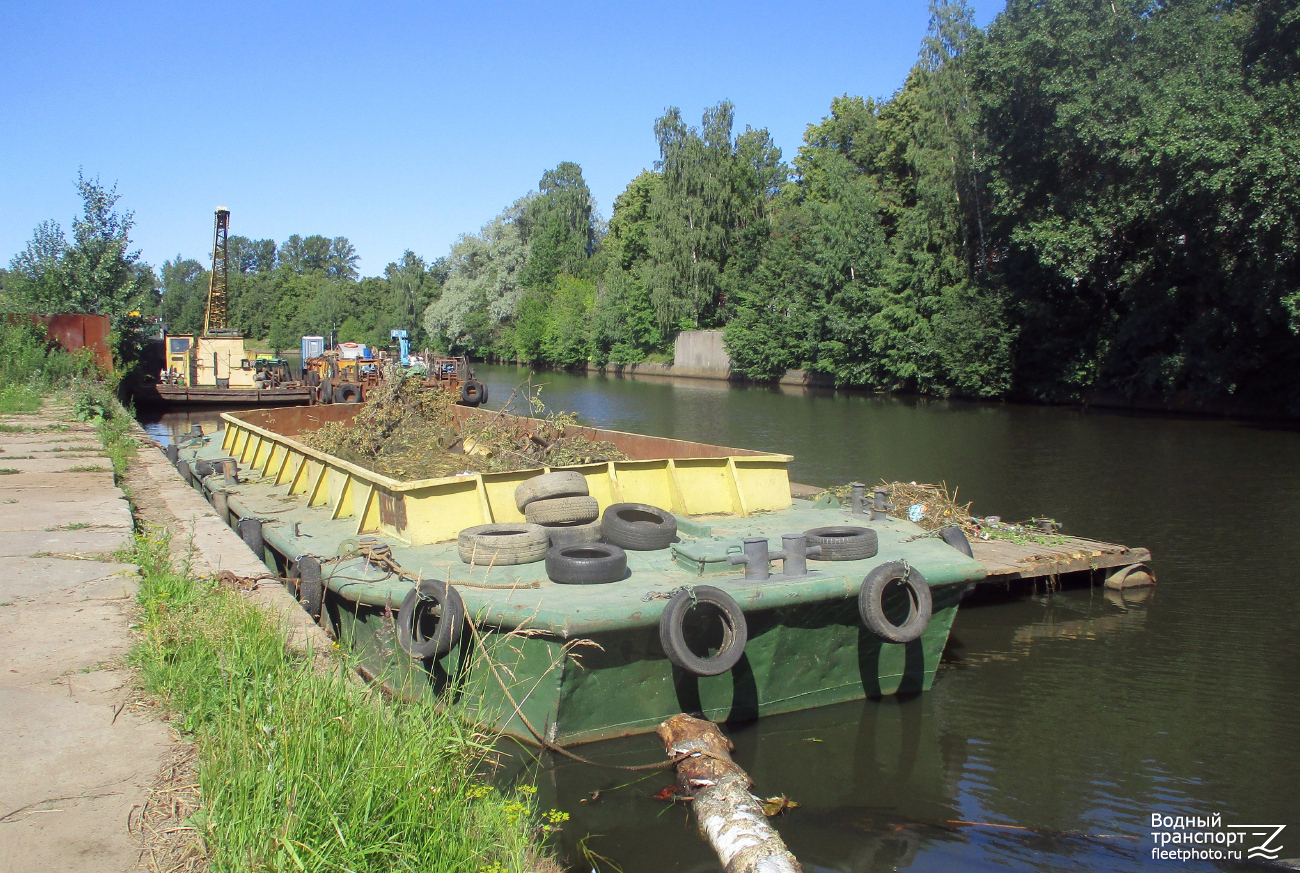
163 335 257 388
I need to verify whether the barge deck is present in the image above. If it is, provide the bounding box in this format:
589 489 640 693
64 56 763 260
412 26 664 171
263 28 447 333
133 384 314 407
168 406 992 745
788 482 1154 598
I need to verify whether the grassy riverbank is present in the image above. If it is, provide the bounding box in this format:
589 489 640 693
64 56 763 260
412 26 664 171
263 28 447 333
4 320 561 870
127 529 553 872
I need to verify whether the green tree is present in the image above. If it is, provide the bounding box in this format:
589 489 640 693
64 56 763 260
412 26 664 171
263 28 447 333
6 174 153 321
228 236 277 274
424 200 531 354
159 257 208 335
644 102 786 329
4 220 69 312
975 0 1300 404
592 171 665 363
519 162 597 289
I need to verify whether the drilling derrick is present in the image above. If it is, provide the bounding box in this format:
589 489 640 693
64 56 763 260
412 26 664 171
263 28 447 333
203 208 233 335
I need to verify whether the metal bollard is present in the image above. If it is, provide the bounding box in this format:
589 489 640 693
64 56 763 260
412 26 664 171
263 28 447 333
780 533 821 577
219 458 239 486
165 443 179 465
210 489 229 525
871 487 893 521
849 482 867 516
728 537 774 581
238 516 265 562
190 424 203 437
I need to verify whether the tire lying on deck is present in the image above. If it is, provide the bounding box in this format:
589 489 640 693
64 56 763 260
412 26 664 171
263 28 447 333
524 495 600 525
601 502 678 550
397 579 466 659
805 525 879 561
546 542 627 585
939 525 973 558
659 585 748 676
858 561 932 644
457 522 549 565
544 518 603 547
514 470 589 512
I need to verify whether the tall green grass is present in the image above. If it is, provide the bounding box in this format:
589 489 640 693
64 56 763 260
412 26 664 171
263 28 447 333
72 380 136 477
0 321 115 418
129 530 554 873
0 321 103 393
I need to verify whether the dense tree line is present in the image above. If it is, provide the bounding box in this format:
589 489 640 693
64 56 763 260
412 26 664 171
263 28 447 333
6 0 1296 408
2 182 444 359
156 236 442 353
423 0 1300 408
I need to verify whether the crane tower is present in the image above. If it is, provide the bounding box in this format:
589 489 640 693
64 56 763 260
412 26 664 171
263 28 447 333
203 208 233 335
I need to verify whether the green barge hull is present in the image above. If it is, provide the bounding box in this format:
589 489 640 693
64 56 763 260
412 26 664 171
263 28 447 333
173 407 986 746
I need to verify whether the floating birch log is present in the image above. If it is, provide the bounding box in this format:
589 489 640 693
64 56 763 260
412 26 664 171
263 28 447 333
657 714 802 873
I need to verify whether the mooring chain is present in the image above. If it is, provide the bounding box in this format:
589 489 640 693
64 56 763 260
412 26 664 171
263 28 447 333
641 585 695 603
898 528 946 544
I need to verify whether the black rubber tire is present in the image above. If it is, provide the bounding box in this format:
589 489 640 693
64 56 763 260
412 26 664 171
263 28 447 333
805 525 879 561
288 557 324 621
335 383 361 404
939 525 973 558
457 522 549 565
525 495 600 525
658 585 748 676
545 542 627 585
514 470 589 511
319 377 333 404
859 562 932 644
460 379 484 406
544 518 603 547
601 503 678 551
477 381 488 404
397 579 466 659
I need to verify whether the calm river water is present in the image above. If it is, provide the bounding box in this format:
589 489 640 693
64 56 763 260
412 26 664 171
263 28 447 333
140 365 1300 871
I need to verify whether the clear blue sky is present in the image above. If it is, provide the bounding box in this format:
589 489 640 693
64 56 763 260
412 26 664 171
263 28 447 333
1 1 1003 277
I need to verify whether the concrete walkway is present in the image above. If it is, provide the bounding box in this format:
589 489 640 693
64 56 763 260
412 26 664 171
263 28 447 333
0 407 170 873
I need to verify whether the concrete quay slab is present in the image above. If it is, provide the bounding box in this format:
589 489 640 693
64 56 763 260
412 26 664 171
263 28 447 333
0 407 169 873
0 528 131 558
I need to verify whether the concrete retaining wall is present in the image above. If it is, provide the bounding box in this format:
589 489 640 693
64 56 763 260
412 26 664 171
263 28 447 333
673 330 732 375
583 330 834 387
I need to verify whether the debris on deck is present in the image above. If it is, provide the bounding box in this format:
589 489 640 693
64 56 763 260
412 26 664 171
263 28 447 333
793 480 1154 597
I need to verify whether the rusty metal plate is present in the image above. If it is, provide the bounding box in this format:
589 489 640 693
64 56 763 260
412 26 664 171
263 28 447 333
378 491 407 530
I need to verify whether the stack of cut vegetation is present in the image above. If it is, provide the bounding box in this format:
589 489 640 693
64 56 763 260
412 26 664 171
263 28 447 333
300 374 626 480
883 481 977 534
817 480 978 534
